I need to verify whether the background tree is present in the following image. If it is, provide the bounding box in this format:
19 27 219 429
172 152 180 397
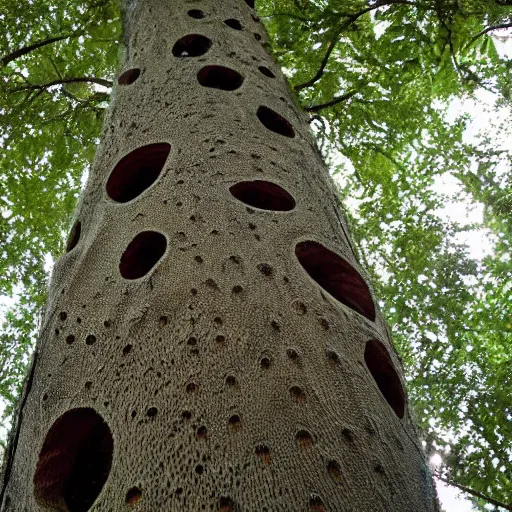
0 0 511 508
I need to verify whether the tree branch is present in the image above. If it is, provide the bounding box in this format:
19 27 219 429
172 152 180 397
305 89 358 112
12 77 113 93
465 21 512 48
294 0 421 91
436 474 512 511
0 33 82 68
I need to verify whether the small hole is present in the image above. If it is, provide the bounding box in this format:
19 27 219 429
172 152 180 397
255 445 271 464
66 335 75 345
244 0 255 8
66 221 81 252
257 262 274 276
364 339 405 418
260 357 271 369
287 348 299 361
126 487 142 505
60 312 67 321
256 106 295 138
196 426 207 439
195 464 204 474
224 19 242 30
341 428 354 443
182 410 192 420
119 231 167 280
309 494 326 512
187 9 205 18
258 66 275 78
172 34 212 57
296 430 313 449
85 381 92 390
228 415 241 428
42 393 48 401
214 317 223 325
33 408 113 512
226 375 237 386
327 460 342 481
106 143 170 203
290 386 307 403
254 33 262 41
326 350 340 367
216 335 226 344
118 68 141 85
197 65 244 91
187 382 198 393
147 407 158 417
230 180 295 211
295 241 375 321
219 496 236 512
85 334 96 346
251 13 260 22
232 285 243 294
123 344 132 356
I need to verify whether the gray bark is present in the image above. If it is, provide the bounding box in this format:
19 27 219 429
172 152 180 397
1 0 439 510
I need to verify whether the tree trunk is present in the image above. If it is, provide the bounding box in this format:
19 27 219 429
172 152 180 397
0 0 439 510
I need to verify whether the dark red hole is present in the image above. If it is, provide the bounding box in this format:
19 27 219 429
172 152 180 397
66 221 81 252
309 494 326 512
33 408 113 512
119 231 167 280
364 340 405 419
229 180 295 211
197 65 244 91
219 496 236 512
295 241 375 321
258 66 275 78
224 19 242 29
257 106 295 138
187 9 205 19
172 34 212 57
126 486 142 505
118 68 141 85
106 143 170 203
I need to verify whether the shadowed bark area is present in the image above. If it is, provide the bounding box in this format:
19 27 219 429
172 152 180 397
0 0 438 510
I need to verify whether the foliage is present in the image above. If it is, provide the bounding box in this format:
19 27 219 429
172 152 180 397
0 0 511 508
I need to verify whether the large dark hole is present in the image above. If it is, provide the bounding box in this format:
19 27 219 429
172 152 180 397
187 9 205 19
33 408 113 512
118 68 141 85
295 241 375 321
364 340 405 419
197 66 244 91
229 180 295 211
106 143 170 203
256 106 295 138
172 34 212 57
66 221 81 252
119 231 167 280
224 19 243 30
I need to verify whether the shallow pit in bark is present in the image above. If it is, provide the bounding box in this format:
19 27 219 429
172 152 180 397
295 240 375 321
197 65 244 91
229 180 295 211
257 106 295 138
33 408 113 512
224 19 242 29
126 486 142 505
118 68 140 85
172 34 212 57
258 66 275 78
66 221 81 252
364 339 405 418
187 9 205 19
106 143 170 203
119 231 167 280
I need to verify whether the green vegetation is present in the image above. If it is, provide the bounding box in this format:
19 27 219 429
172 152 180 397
1 0 510 508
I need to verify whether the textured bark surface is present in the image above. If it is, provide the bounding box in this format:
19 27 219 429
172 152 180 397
1 0 439 510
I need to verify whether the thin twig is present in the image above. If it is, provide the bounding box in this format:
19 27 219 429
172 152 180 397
465 21 512 48
294 0 423 91
12 77 113 93
435 474 512 511
0 33 82 68
305 89 358 112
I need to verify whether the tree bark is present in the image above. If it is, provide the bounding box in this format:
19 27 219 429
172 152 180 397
0 0 439 510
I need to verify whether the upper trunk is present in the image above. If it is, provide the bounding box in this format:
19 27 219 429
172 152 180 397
1 0 438 510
